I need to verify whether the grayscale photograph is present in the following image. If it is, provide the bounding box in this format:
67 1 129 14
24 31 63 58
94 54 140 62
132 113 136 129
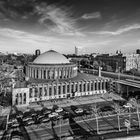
0 0 140 140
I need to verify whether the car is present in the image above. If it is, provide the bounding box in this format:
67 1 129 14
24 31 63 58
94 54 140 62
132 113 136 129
23 116 32 122
25 119 34 125
75 108 83 114
12 121 19 128
55 107 63 113
48 112 58 118
38 114 45 120
11 135 21 140
43 109 51 115
40 117 50 123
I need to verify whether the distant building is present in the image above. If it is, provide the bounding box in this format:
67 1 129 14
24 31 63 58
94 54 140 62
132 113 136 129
136 49 140 54
124 53 140 71
35 49 41 57
12 50 110 107
92 52 126 72
75 46 78 56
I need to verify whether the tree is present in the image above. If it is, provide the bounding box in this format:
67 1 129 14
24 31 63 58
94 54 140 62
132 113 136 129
93 61 99 69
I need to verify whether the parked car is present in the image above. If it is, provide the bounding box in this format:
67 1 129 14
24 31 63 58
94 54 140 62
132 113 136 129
43 109 51 115
25 119 34 126
48 112 58 118
11 120 19 128
75 108 83 114
23 116 32 122
40 117 50 123
55 107 63 113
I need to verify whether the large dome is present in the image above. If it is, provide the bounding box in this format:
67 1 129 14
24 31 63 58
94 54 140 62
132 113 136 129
33 50 70 64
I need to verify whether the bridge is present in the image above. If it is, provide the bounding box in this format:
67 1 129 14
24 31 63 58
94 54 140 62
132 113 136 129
80 68 140 81
116 79 140 89
80 68 140 97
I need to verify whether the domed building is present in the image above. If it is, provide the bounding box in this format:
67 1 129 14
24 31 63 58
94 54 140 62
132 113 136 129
26 50 77 80
12 50 110 106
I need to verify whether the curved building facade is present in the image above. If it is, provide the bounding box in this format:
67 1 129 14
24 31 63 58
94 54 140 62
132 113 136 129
26 50 77 80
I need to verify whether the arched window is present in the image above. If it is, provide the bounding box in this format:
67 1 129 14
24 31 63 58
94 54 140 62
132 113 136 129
20 93 22 104
54 86 56 95
44 87 47 96
58 85 61 95
63 85 65 94
36 69 38 78
44 70 46 79
29 88 32 98
49 86 52 96
34 87 38 97
23 93 26 104
15 94 18 105
91 82 94 91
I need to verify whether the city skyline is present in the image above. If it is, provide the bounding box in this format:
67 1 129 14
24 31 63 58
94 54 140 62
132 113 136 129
0 0 140 54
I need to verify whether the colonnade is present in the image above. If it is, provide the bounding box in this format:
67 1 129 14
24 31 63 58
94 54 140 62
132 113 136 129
28 79 109 102
14 92 26 105
26 65 77 80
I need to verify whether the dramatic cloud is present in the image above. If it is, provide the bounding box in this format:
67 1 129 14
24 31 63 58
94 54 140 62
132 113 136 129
35 3 78 34
81 12 101 20
96 24 140 35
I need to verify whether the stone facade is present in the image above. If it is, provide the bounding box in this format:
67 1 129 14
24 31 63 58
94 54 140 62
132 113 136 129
26 63 77 80
12 78 109 106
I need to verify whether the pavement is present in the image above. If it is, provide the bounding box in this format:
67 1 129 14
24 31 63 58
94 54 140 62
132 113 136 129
18 93 124 112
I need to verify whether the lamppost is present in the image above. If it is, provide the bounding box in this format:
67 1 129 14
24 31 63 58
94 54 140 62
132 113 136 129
118 67 121 81
117 67 121 94
117 106 121 131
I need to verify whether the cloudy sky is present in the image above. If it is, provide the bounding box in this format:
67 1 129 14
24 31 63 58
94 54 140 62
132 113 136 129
0 0 140 54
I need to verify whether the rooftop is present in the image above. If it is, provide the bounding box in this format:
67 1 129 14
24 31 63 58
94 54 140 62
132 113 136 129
29 73 108 84
33 50 70 64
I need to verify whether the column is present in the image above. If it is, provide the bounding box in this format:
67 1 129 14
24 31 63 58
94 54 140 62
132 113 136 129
100 80 102 90
77 82 80 92
93 81 95 92
57 69 59 79
81 81 83 93
46 69 48 79
89 81 91 91
68 67 70 78
42 69 44 79
96 80 99 90
47 84 49 99
73 82 76 92
35 69 37 78
61 68 63 79
51 84 54 98
31 68 33 78
28 67 30 77
38 69 41 79
32 87 35 98
42 84 44 99
103 80 106 90
56 83 58 97
85 81 87 92
65 82 67 95
61 83 63 97
69 82 71 94
22 93 24 104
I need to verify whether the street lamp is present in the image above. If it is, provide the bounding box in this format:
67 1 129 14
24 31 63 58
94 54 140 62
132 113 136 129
118 67 121 81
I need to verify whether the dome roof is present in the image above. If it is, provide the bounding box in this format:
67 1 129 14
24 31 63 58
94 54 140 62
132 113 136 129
33 50 70 64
